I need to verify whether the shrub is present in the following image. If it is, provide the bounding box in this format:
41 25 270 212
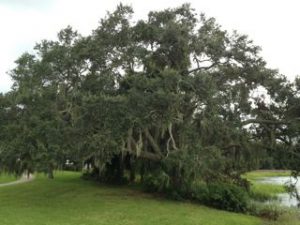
194 183 249 212
142 170 250 213
142 171 170 193
189 182 209 201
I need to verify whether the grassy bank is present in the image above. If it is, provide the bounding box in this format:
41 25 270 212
245 170 300 225
245 170 291 180
265 211 300 225
244 170 289 199
0 171 262 225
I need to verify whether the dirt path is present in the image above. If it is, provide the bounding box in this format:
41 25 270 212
0 174 34 187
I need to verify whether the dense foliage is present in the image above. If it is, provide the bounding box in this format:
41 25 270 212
0 4 299 211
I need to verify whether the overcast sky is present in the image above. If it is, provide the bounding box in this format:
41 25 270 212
1 0 299 93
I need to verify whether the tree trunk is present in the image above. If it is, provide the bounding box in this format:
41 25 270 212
140 162 145 183
129 156 136 183
48 167 54 179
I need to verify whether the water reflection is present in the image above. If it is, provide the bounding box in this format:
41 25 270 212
257 176 300 207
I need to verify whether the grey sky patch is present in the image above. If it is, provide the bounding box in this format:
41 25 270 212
0 0 300 93
0 0 53 10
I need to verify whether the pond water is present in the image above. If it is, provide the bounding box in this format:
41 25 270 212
257 176 300 207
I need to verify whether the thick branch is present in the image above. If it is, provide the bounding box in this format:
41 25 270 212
143 128 163 157
136 131 143 157
166 137 171 157
139 151 162 161
185 62 218 75
168 123 178 151
122 147 162 161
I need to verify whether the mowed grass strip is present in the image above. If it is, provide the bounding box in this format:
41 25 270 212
0 171 262 225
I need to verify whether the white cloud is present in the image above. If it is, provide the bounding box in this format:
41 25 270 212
1 0 300 93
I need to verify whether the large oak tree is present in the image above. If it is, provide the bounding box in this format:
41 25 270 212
0 4 299 198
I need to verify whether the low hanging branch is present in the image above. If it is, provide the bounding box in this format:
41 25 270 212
124 127 162 161
122 146 162 161
122 135 162 161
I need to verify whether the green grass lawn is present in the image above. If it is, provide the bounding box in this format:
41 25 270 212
0 171 262 225
0 173 17 184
